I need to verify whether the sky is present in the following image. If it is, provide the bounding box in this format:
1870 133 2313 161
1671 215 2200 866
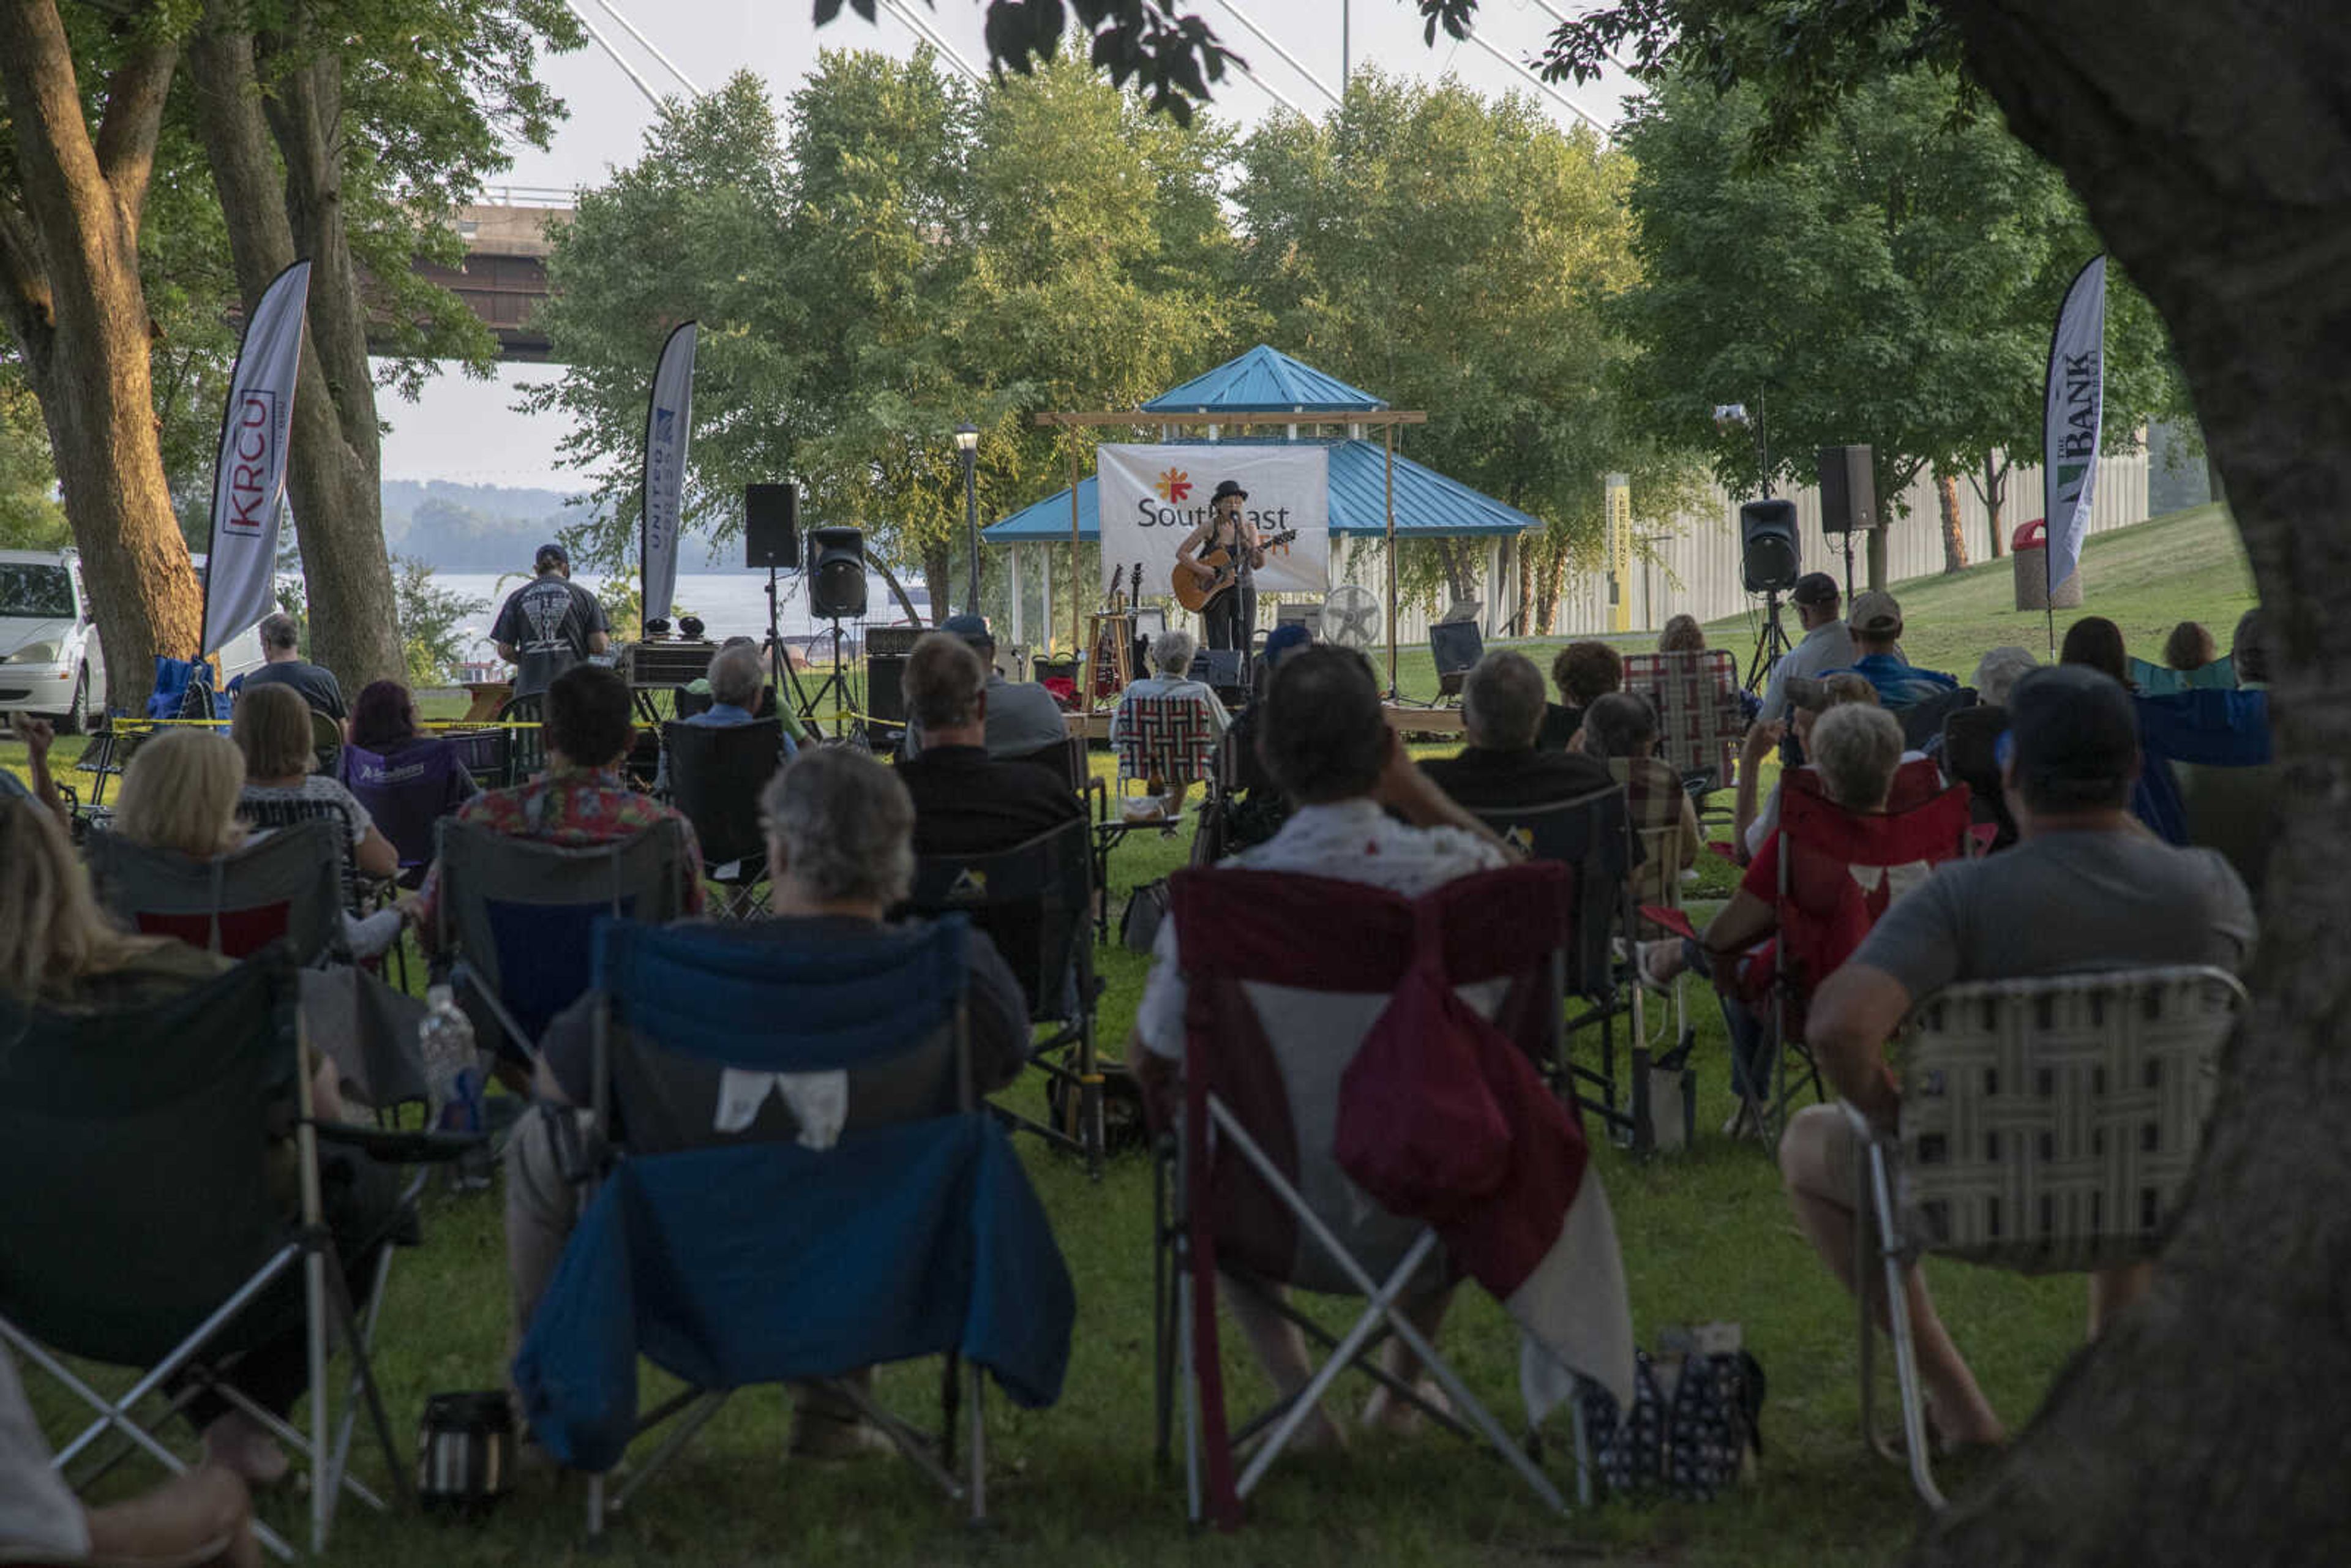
375 0 1641 497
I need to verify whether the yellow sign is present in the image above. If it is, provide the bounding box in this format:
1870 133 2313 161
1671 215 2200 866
1604 473 1633 632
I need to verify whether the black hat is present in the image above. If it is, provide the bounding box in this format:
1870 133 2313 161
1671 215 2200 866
534 542 569 572
1210 479 1249 503
940 612 994 648
2006 664 2139 795
1790 571 1839 608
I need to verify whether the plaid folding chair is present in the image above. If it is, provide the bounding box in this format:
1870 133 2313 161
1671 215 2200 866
1847 966 2244 1507
512 915 1075 1533
1094 691 1223 934
432 817 693 1068
904 817 1106 1174
1621 650 1748 816
1155 863 1632 1528
662 719 789 917
1468 786 1638 1136
86 818 344 964
340 740 476 885
1612 755 1700 1073
0 952 443 1558
1749 762 1971 1141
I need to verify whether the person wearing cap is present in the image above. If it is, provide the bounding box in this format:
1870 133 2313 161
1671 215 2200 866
490 543 609 699
1832 589 1957 710
901 612 1068 762
1734 572 1853 839
1780 664 2255 1450
1175 478 1265 653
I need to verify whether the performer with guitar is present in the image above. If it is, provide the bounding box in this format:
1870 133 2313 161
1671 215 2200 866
1176 479 1265 653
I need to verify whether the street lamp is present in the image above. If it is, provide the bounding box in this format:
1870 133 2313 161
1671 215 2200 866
955 422 980 617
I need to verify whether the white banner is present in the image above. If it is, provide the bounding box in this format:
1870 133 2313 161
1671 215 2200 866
201 259 310 656
2042 254 2106 595
1097 444 1330 602
640 320 697 626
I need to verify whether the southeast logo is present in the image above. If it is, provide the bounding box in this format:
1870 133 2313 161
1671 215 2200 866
1154 468 1191 503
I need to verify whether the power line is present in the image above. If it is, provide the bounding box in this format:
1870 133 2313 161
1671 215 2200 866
1211 0 1341 107
589 0 703 98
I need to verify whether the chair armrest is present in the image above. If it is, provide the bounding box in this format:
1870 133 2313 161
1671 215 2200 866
310 1119 487 1166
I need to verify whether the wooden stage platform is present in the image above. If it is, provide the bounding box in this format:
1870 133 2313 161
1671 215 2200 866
1063 702 1464 741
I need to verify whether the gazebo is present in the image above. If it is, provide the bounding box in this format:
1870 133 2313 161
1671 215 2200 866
984 347 1542 657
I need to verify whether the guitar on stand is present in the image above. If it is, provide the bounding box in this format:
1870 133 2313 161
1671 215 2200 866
1171 529 1299 613
1089 564 1134 705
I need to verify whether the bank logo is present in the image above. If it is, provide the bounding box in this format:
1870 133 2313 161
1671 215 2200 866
1154 468 1192 504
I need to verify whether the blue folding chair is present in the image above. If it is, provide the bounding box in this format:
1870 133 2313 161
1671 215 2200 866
513 915 1075 1533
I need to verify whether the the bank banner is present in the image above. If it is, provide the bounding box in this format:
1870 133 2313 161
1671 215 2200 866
2042 254 2106 596
1097 443 1331 600
201 259 310 656
640 320 697 626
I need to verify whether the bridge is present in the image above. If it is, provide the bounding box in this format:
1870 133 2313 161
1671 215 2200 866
403 187 569 362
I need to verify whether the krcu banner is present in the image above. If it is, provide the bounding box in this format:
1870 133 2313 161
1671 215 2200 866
2042 254 2106 596
1097 444 1330 599
640 320 698 627
201 259 310 657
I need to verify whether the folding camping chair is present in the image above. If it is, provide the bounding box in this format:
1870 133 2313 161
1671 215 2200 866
431 817 693 1068
511 915 1075 1534
1940 704 2014 853
1894 685 1977 754
493 693 546 784
1095 690 1224 936
237 789 372 926
661 718 788 917
86 818 344 964
340 739 477 885
0 951 445 1558
1847 966 2244 1507
1621 650 1748 823
441 727 513 792
1745 762 1971 1142
1155 863 1628 1528
904 817 1106 1173
1469 785 1638 1136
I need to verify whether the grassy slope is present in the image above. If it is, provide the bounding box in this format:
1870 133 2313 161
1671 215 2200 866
16 503 2254 1564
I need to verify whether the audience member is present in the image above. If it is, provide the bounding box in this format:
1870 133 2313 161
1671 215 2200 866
1421 650 1611 812
2164 621 2217 672
896 632 1082 856
1108 628 1230 821
237 612 347 721
505 747 1027 1459
1835 591 1958 709
1780 666 2255 1447
1658 614 1708 653
1131 646 1509 1447
0 715 66 824
1737 572 1851 827
0 796 387 1484
902 614 1068 761
348 678 479 796
1581 691 1700 903
1217 621 1313 855
1970 646 2038 707
681 643 789 749
1539 640 1624 751
2231 607 2270 687
412 664 703 941
113 729 249 860
2060 615 2131 686
2 1345 260 1567
1643 703 1910 1135
233 684 405 958
1737 673 1892 860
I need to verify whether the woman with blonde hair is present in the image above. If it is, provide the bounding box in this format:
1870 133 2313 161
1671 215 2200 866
232 684 405 956
0 795 214 1008
113 729 247 859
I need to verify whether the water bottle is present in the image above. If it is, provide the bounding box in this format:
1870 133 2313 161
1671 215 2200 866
419 985 479 1127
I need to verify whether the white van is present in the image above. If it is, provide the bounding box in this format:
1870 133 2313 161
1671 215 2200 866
0 548 265 730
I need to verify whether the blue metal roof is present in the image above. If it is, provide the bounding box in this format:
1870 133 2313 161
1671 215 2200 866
983 439 1539 543
1142 345 1388 414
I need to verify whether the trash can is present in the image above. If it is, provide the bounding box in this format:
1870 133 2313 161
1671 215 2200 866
2012 519 2083 611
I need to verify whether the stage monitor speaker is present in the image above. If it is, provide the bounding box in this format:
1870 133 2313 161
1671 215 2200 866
1739 499 1801 595
1817 445 1877 535
866 655 909 726
746 482 799 569
1187 648 1247 702
1429 620 1485 697
807 526 868 620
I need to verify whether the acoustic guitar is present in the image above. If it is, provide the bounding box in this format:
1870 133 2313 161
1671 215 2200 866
1171 529 1299 613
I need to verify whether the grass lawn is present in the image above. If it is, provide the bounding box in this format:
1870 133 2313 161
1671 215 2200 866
4 501 2255 1564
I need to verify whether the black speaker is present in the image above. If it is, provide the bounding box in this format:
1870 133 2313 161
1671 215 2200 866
806 526 866 619
1739 499 1801 594
1429 620 1484 697
1187 648 1246 701
1817 445 1876 536
866 655 908 726
745 482 798 568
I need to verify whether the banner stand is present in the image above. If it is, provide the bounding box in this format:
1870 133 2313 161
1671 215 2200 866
2041 253 2107 656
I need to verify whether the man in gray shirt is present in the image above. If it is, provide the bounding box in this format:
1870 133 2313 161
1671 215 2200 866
1736 572 1850 842
901 613 1069 762
1780 664 2255 1451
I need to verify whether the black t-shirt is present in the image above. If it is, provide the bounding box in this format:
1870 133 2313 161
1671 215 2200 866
1418 745 1613 814
490 574 608 697
898 746 1084 858
239 658 347 720
1535 701 1582 753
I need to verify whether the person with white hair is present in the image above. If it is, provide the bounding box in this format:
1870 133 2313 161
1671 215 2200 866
681 642 787 748
502 746 1029 1461
1971 645 2039 707
1107 627 1231 822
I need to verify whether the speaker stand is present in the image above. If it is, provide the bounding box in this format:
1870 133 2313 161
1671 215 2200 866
764 566 823 738
1745 591 1793 691
795 619 863 745
1842 531 1858 607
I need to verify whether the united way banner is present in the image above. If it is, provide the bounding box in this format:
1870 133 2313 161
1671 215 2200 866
2042 254 2106 596
201 259 310 657
640 321 698 626
1097 444 1330 600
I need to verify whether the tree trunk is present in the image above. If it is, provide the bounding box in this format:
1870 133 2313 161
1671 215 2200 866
1936 471 1970 572
1431 538 1475 612
1914 4 2351 1561
871 555 924 626
921 544 952 628
1534 543 1565 636
1986 453 2008 557
190 8 402 696
0 0 195 711
1515 535 1536 637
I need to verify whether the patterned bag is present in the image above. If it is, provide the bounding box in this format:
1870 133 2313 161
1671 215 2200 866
1579 1325 1765 1501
